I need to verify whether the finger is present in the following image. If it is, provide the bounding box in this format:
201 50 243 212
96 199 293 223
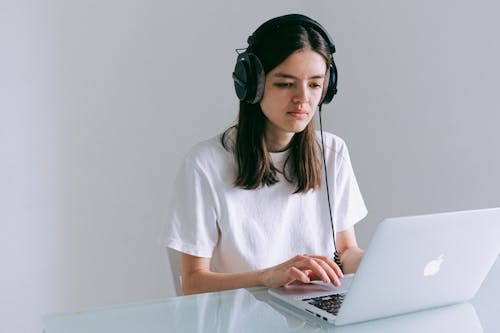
291 255 338 284
285 266 311 286
295 256 332 284
307 256 343 286
308 255 344 278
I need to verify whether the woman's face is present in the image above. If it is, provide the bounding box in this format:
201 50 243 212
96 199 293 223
260 49 327 151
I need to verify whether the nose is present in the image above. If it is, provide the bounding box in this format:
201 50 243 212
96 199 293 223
292 83 310 104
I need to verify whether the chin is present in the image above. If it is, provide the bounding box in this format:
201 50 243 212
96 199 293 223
291 122 310 133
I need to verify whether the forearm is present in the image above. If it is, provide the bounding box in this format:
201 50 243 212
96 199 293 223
340 247 364 274
182 269 266 295
181 253 344 295
336 227 364 274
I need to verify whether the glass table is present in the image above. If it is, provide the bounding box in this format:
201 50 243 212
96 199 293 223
43 257 499 333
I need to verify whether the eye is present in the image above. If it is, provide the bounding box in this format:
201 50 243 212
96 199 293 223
310 82 322 89
274 82 294 88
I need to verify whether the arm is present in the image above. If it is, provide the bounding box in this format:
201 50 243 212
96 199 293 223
181 252 344 295
336 226 364 274
181 254 263 295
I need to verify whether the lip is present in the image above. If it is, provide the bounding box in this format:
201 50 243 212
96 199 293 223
287 110 309 119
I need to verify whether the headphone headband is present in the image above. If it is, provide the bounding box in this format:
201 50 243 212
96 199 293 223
247 14 336 54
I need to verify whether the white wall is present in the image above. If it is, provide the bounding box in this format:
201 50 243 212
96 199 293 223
314 1 500 246
1 1 499 332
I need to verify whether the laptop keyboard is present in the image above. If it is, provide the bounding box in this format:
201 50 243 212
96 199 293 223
302 293 346 316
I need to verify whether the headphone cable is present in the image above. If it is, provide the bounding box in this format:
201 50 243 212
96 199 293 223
318 105 343 271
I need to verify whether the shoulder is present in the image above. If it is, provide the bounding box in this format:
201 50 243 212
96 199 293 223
315 130 349 161
183 132 233 171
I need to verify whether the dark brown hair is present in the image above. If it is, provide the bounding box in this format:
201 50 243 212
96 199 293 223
223 24 333 193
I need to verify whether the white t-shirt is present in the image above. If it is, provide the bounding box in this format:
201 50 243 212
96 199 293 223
162 130 367 273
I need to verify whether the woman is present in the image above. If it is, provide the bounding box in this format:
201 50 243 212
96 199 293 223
163 14 367 295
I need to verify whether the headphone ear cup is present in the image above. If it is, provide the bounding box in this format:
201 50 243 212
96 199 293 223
233 52 265 104
320 67 331 105
321 63 338 105
248 53 265 104
233 52 250 101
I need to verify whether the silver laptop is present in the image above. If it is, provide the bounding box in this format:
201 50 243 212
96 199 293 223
268 207 500 326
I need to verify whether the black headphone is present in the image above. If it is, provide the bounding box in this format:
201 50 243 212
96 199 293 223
232 14 338 105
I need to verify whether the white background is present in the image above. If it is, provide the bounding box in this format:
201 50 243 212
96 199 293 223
1 1 499 332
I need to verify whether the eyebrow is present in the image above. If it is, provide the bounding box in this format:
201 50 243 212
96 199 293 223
273 72 325 80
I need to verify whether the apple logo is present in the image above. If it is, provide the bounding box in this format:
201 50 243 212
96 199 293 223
424 254 445 277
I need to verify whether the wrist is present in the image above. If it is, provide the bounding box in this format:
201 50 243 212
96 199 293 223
340 247 364 274
257 268 269 287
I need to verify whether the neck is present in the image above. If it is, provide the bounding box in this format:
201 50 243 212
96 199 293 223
265 132 294 152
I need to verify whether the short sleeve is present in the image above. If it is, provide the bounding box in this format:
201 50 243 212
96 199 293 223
161 149 220 258
332 142 368 232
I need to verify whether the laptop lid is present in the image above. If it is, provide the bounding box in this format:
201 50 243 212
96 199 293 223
268 207 500 326
335 207 500 325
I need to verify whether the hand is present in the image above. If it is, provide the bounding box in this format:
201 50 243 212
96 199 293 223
340 247 364 274
260 254 343 288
